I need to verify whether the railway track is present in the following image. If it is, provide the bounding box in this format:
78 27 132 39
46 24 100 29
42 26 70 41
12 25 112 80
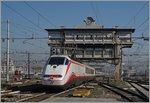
17 92 54 102
1 83 63 102
1 80 87 102
1 90 62 102
1 90 36 102
16 84 83 102
136 83 149 91
98 82 149 102
2 81 148 102
126 81 149 99
126 80 149 91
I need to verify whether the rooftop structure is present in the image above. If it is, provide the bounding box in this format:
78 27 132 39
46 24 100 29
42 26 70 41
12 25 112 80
46 17 135 81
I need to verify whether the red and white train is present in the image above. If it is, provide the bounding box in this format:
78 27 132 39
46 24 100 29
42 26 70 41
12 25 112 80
42 55 95 89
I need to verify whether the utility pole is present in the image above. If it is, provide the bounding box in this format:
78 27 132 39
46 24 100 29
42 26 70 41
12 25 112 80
120 48 123 81
6 19 10 82
27 53 30 79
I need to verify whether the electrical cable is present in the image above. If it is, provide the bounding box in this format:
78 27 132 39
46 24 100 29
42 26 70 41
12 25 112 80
24 1 57 28
95 2 103 25
125 2 148 26
136 17 149 30
2 2 45 32
90 2 100 25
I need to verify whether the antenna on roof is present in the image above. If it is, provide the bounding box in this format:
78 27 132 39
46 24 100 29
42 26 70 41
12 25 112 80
84 17 95 25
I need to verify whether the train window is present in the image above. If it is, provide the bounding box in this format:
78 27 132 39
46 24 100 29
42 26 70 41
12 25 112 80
65 59 69 65
85 67 94 74
48 57 65 65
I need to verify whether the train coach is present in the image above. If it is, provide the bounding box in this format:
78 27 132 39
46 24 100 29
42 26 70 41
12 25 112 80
42 55 95 89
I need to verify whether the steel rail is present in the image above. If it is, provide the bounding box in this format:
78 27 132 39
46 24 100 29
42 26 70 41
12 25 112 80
17 84 83 102
98 82 149 102
127 81 149 99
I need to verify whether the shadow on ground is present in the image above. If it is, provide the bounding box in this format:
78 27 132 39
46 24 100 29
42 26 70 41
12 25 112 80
10 84 63 93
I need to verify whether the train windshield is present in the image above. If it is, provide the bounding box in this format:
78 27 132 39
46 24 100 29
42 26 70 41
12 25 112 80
48 57 65 65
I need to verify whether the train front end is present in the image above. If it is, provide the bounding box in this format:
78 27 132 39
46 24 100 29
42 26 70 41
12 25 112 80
42 55 69 87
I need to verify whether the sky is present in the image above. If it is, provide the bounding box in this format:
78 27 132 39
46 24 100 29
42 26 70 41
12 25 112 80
1 1 149 72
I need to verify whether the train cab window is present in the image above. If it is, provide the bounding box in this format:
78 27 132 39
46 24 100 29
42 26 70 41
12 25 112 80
65 59 69 65
48 57 65 65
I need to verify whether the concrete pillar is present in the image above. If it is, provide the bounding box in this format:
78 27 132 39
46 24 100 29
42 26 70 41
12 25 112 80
114 44 122 82
63 49 67 55
114 60 121 82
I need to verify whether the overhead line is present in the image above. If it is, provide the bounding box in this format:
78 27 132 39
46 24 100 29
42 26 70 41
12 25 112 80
9 22 48 49
2 51 49 54
24 1 57 28
11 22 47 33
2 29 48 39
1 46 26 52
95 2 103 25
136 17 149 30
2 2 45 32
133 41 148 55
1 37 48 40
10 24 32 37
2 29 32 37
125 2 148 26
90 2 100 25
2 38 48 51
10 23 42 37
22 41 47 50
2 36 148 40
